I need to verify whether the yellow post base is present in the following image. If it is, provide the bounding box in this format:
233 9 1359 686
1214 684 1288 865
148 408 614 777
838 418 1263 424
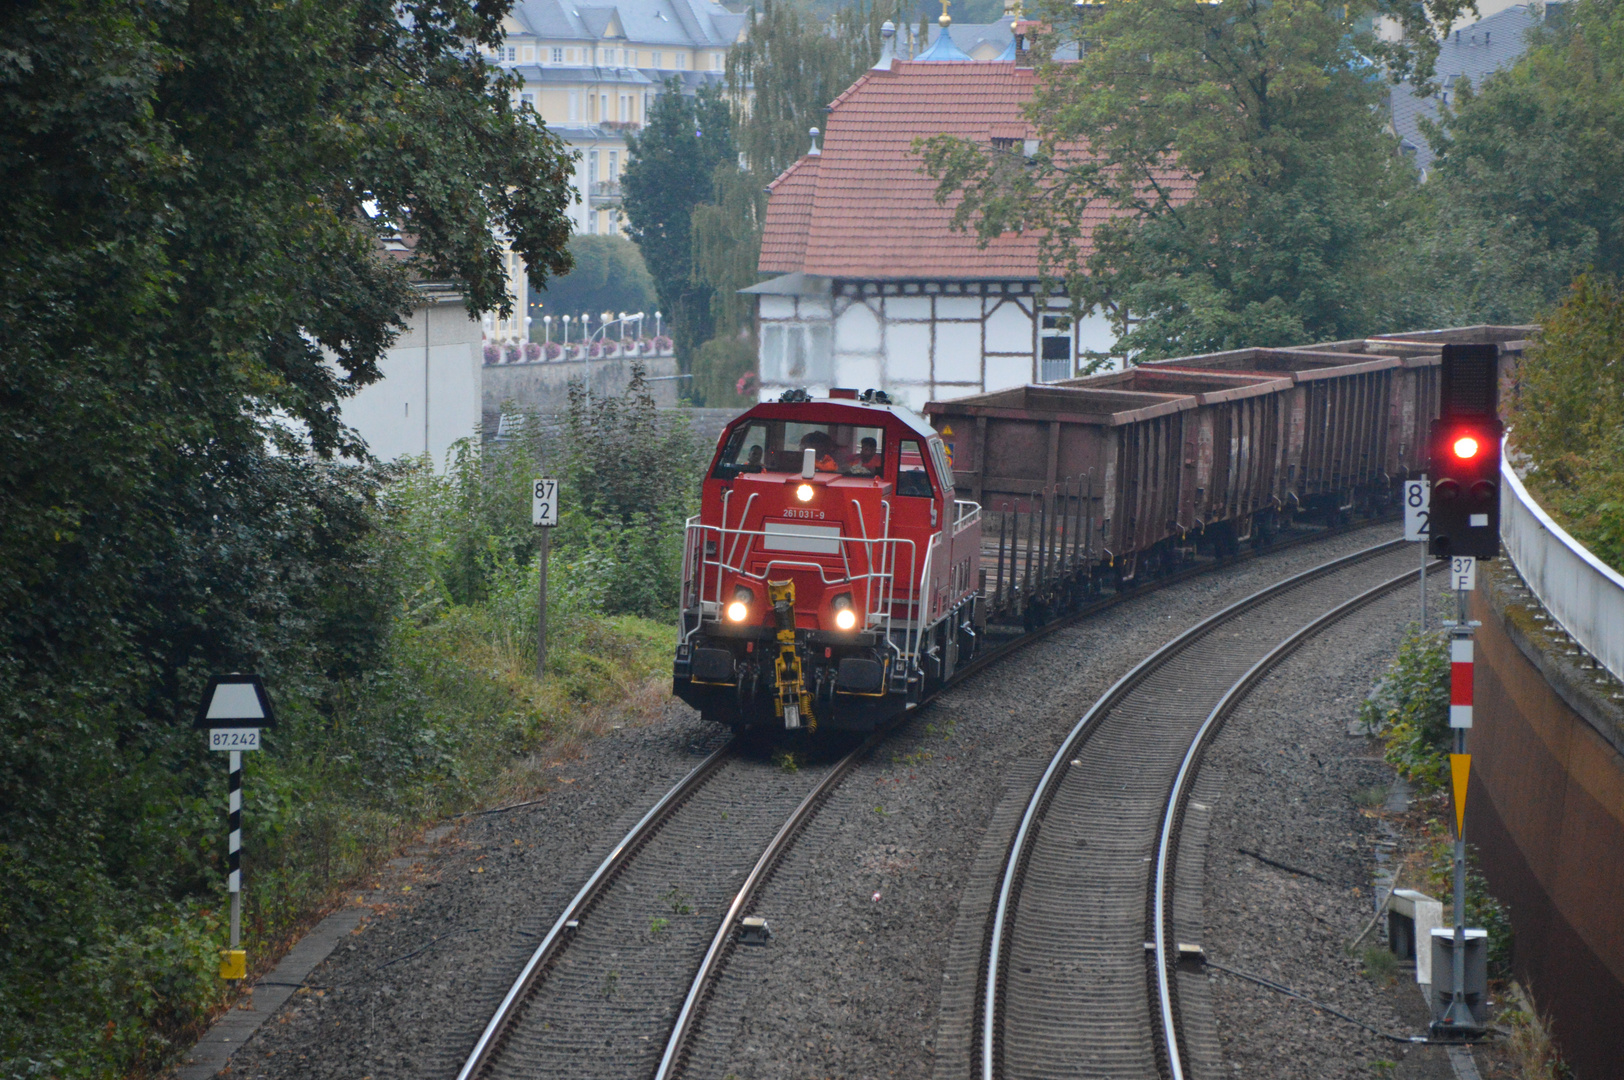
219 948 247 981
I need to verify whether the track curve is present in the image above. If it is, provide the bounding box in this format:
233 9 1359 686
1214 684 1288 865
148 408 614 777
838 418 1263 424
980 539 1425 1080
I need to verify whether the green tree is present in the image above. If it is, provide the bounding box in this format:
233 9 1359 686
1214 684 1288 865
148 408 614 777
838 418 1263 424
728 0 905 182
1426 0 1624 320
531 235 658 332
679 0 906 404
622 80 737 374
918 0 1471 360
1509 274 1624 570
0 0 573 1069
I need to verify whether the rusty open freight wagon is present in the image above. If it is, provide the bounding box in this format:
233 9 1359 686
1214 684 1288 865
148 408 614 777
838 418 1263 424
923 324 1533 624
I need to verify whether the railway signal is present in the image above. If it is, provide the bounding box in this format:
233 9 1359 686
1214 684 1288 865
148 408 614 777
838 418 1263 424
194 673 277 981
1428 344 1502 561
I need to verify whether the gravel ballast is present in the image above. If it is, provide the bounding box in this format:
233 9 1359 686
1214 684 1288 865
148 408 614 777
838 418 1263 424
201 523 1416 1080
1196 570 1498 1080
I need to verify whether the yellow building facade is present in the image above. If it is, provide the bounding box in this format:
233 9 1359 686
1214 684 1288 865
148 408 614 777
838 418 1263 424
486 0 748 342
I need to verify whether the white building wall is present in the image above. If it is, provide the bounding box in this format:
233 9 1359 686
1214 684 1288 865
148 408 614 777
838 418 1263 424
757 284 1118 408
341 295 482 470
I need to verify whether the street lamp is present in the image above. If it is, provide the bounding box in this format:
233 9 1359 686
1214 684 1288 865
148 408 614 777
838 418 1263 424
655 310 663 338
542 315 552 345
561 314 570 345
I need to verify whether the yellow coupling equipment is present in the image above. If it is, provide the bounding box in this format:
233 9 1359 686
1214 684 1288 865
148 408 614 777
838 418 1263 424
768 579 815 732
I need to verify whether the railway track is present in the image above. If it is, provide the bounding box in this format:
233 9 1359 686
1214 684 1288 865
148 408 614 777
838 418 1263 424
455 522 1405 1080
977 538 1431 1080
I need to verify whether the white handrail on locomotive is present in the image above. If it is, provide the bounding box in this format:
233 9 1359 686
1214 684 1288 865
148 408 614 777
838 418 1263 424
680 489 979 675
681 511 917 663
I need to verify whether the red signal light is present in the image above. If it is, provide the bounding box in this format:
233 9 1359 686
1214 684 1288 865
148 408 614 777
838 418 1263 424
1452 435 1481 460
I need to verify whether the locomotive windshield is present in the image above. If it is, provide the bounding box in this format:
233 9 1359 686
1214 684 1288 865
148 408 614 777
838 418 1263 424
715 421 887 478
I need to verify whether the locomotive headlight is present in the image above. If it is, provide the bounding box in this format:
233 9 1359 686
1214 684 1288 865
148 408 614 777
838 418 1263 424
831 592 858 631
726 585 753 623
796 483 815 503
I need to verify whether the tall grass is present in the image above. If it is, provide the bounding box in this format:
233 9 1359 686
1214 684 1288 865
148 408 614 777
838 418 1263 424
1 369 699 1078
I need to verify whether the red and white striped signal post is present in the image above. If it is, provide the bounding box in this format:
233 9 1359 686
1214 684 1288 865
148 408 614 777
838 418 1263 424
194 674 277 982
1437 557 1484 1034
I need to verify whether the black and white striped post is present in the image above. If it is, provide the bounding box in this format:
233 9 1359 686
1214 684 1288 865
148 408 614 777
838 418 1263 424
227 750 244 972
194 673 277 982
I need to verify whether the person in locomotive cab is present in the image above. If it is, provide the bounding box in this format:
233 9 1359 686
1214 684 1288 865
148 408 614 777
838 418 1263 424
844 436 882 476
798 431 838 472
742 445 765 472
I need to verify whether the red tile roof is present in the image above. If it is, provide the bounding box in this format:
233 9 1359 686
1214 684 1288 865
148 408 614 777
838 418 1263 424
759 154 820 275
757 60 1182 281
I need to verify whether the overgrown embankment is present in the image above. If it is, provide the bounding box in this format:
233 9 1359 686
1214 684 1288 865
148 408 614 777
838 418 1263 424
1510 273 1624 573
0 371 696 1079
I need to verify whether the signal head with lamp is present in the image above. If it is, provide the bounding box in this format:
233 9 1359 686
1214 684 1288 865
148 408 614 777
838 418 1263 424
1428 344 1502 560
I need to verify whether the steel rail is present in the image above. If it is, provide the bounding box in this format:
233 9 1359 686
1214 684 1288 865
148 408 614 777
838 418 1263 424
1151 558 1442 1080
458 518 1399 1080
650 526 1403 1078
454 741 735 1080
653 721 894 1079
978 537 1408 1080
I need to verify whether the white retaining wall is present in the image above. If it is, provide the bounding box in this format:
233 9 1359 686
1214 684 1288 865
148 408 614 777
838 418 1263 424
1502 456 1624 683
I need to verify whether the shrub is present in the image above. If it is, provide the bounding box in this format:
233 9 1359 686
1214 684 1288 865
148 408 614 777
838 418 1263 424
1424 838 1515 980
1360 626 1451 790
1512 273 1624 572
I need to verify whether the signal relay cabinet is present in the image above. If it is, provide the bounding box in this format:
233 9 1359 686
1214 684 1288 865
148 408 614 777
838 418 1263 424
1429 928 1490 1026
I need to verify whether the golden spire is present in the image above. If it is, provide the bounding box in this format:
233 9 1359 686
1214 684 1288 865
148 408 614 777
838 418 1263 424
938 0 951 27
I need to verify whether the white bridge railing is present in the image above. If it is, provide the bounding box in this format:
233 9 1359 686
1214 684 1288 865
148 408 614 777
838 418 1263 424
1501 456 1624 684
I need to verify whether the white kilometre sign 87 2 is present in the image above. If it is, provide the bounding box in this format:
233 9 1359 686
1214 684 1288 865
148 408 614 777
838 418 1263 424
1404 480 1430 542
532 477 559 528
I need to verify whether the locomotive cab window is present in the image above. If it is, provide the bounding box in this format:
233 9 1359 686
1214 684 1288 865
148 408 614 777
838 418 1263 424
714 420 885 478
896 439 936 498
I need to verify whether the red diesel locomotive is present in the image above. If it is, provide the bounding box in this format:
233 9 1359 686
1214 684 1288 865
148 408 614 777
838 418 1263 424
673 388 983 732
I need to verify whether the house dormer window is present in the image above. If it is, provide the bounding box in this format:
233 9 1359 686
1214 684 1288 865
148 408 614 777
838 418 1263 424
552 47 563 63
